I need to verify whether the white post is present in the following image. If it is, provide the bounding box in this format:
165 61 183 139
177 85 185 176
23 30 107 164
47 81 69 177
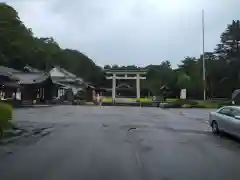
136 74 140 99
202 9 206 100
112 73 116 102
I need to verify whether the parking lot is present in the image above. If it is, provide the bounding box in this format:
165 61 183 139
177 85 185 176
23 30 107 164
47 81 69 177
0 106 240 180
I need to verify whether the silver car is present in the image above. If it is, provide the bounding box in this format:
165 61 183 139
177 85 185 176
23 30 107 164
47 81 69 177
209 106 240 137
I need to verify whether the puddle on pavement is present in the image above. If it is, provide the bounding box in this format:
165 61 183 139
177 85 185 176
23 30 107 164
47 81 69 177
102 123 109 128
0 122 55 146
120 124 150 131
155 125 210 135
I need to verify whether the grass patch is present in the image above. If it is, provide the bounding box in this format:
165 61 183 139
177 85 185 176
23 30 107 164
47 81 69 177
138 98 152 103
103 97 152 103
103 97 180 103
0 102 13 138
102 97 113 102
166 98 179 103
103 97 220 109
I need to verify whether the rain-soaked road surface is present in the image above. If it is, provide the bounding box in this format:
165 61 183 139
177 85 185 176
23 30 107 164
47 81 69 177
0 106 240 180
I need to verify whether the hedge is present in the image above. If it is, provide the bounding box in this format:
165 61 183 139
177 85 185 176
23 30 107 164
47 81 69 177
0 102 13 138
165 99 221 108
191 103 219 108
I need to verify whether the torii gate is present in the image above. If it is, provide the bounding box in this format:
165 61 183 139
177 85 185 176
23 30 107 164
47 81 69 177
105 69 147 102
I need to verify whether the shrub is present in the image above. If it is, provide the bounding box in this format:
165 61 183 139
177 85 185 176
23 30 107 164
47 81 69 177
0 102 13 138
218 101 232 108
162 101 183 108
165 103 181 108
191 104 206 108
192 103 219 108
175 99 198 106
182 104 192 108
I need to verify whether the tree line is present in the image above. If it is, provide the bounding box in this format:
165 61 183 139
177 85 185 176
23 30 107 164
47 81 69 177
103 20 240 99
0 3 104 84
1 3 240 99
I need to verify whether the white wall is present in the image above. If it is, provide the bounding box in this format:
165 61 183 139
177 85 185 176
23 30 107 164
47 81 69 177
50 68 65 77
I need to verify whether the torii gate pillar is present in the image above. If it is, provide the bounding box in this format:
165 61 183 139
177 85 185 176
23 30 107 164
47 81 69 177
136 74 140 99
112 73 116 101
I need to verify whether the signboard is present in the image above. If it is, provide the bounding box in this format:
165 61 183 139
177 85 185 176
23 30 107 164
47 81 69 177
180 89 187 100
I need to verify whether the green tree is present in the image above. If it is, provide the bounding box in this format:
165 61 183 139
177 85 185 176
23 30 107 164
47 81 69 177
215 20 240 97
177 57 202 98
0 3 35 69
104 65 111 69
176 72 191 89
0 3 103 85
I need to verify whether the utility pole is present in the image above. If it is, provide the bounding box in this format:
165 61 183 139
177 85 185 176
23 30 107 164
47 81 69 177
202 9 206 101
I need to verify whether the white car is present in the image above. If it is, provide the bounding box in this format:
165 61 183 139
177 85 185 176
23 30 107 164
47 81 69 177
209 106 240 138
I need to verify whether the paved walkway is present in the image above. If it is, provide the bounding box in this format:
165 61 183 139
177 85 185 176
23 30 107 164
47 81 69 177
0 106 239 180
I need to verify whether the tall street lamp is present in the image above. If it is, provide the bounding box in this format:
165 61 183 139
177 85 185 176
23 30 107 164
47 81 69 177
202 9 206 100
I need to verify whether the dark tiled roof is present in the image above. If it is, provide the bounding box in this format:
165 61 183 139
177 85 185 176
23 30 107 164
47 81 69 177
2 82 20 88
51 76 76 82
50 67 84 83
0 66 50 85
12 72 50 84
24 65 43 73
59 67 76 78
0 72 19 81
0 66 21 73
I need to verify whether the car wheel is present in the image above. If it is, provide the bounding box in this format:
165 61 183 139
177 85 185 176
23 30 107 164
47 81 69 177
212 121 219 134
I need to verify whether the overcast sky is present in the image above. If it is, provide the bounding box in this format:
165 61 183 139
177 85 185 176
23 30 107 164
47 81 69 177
4 0 240 67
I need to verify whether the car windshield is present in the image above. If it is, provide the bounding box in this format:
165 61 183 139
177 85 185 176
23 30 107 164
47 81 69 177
231 108 240 117
219 107 231 114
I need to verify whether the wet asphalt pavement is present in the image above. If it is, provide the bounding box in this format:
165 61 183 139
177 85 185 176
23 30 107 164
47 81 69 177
0 106 240 180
